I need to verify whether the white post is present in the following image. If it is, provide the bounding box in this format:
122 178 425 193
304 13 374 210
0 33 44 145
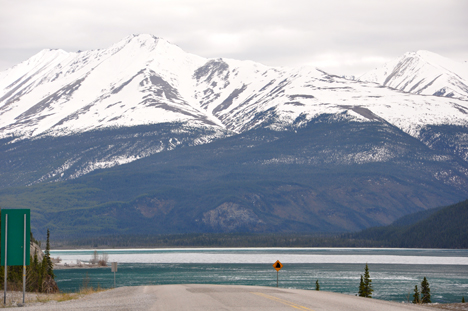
111 262 117 288
3 214 8 305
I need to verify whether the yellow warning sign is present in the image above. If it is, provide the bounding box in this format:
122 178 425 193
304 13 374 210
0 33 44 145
273 260 283 271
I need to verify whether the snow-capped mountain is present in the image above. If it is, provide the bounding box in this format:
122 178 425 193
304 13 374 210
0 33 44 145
3 34 468 185
1 35 468 141
0 35 216 137
359 50 468 100
3 35 468 237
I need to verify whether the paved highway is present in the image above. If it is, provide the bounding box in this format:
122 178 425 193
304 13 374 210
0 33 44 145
21 284 442 310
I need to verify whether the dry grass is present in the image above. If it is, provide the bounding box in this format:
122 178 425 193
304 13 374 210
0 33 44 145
35 292 79 303
36 286 106 302
0 286 108 308
78 284 106 296
0 272 108 308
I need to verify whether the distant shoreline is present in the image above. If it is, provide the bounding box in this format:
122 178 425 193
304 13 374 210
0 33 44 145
53 263 109 270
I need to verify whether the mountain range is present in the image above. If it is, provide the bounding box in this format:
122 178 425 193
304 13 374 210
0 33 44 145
1 34 468 239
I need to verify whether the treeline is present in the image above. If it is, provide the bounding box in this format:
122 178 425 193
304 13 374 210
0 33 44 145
51 232 380 249
52 198 468 249
351 199 468 248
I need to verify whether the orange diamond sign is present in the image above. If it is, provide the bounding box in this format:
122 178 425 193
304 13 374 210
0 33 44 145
273 260 283 271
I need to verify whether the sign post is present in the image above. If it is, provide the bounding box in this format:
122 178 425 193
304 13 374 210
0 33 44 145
1 209 30 305
23 214 26 304
273 260 283 287
111 262 118 288
3 214 7 305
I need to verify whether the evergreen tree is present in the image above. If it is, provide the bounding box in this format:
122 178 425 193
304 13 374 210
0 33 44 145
44 229 54 279
412 285 420 304
315 280 320 291
358 275 365 297
0 219 57 293
33 250 39 273
33 251 40 289
421 277 431 303
32 250 42 291
362 264 373 298
26 251 40 291
39 252 46 291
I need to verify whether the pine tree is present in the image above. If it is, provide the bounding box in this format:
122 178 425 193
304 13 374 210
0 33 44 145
44 229 54 279
315 280 320 291
412 285 420 304
421 277 431 303
358 275 365 297
362 263 373 298
33 251 40 289
39 252 46 291
33 250 39 273
26 251 40 291
33 250 41 290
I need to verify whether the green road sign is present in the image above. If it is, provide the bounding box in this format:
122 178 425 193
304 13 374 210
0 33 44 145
1 209 30 266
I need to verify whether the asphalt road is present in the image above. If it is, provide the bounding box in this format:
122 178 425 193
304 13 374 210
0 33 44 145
21 284 443 311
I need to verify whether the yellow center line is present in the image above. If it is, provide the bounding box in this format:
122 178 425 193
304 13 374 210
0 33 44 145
251 292 316 311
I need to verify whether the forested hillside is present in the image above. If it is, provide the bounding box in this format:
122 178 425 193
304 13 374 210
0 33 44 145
2 117 468 240
352 199 468 248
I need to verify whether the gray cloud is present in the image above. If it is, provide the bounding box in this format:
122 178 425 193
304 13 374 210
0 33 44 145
1 0 467 75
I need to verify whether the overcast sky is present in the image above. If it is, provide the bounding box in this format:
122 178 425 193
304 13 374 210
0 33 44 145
1 0 467 75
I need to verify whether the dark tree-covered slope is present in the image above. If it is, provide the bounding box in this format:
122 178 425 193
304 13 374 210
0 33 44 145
352 199 468 248
1 116 468 240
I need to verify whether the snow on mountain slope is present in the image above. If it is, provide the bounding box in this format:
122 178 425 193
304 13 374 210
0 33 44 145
1 35 468 143
359 50 468 100
0 34 217 138
192 57 468 136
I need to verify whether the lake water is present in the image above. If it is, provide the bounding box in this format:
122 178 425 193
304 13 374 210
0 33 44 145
50 248 468 303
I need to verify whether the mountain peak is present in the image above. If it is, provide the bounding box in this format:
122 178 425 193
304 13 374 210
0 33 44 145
406 50 438 59
128 33 161 44
103 34 194 63
108 33 162 51
402 50 455 70
359 50 468 100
